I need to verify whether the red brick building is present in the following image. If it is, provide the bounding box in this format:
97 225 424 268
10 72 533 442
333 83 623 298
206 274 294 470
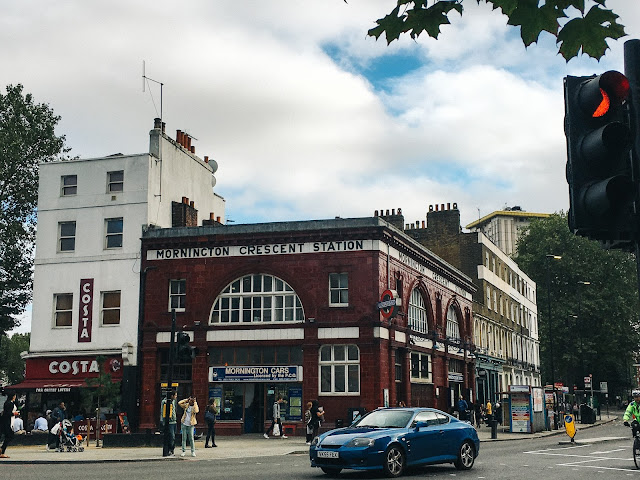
138 211 476 434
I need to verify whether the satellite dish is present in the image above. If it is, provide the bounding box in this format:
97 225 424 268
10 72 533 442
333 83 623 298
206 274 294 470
209 158 218 174
211 176 217 188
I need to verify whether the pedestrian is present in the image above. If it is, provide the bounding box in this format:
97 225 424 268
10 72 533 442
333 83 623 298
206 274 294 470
473 400 483 427
178 396 199 457
51 401 67 449
485 400 493 425
33 413 48 432
51 401 66 424
264 395 288 439
457 397 469 422
160 391 177 455
11 412 25 434
204 398 218 448
495 401 502 425
309 400 325 439
304 402 313 445
0 393 17 458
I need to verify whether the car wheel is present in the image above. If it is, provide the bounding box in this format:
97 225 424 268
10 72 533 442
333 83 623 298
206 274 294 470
454 440 475 470
383 444 405 478
320 467 342 476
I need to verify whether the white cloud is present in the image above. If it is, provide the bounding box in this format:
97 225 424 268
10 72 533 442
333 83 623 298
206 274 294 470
4 0 640 334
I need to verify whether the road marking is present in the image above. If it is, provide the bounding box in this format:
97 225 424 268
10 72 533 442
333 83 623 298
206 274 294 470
591 448 626 454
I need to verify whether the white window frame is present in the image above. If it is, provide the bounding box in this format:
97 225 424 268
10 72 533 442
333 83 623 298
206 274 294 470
329 273 348 307
61 175 77 196
53 293 73 328
319 344 360 395
210 274 304 324
101 290 121 326
58 221 76 252
408 288 428 335
446 304 460 340
410 351 432 383
169 279 186 312
105 217 123 249
107 170 124 193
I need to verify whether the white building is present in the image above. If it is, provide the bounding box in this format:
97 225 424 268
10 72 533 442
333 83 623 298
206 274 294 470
15 119 224 426
466 207 551 257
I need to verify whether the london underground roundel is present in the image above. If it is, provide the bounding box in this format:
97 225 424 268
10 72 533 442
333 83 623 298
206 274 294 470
378 289 401 319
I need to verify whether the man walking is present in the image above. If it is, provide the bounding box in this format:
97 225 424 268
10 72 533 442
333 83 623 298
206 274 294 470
161 391 177 455
264 395 288 439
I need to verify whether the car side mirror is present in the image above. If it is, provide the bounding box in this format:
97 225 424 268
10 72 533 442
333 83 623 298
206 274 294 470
414 421 429 430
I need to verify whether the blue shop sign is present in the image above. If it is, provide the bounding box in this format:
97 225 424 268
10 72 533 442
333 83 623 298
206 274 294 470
209 365 302 382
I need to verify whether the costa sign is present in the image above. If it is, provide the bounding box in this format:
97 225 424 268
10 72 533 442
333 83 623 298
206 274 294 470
78 278 94 342
377 289 401 319
48 358 121 376
49 359 100 375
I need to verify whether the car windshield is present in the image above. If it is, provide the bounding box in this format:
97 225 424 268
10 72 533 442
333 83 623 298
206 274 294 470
354 410 414 429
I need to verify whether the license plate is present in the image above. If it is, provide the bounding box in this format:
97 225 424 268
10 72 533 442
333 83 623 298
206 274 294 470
317 450 339 458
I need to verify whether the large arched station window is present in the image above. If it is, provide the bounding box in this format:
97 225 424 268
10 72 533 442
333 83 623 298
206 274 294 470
210 274 304 324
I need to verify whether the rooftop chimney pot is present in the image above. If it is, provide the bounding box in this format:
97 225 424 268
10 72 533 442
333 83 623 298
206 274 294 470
154 118 162 129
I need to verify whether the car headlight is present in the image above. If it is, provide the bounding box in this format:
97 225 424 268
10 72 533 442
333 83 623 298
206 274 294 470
311 436 320 446
346 437 375 448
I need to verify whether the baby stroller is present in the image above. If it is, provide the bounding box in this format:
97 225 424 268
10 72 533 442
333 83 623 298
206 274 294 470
50 419 85 452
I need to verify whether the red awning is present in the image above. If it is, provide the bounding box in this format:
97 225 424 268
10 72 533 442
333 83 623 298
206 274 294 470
5 379 91 392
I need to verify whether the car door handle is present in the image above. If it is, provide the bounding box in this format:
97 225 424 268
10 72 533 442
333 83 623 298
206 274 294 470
438 430 444 434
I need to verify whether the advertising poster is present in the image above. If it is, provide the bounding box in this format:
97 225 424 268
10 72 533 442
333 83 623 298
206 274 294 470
510 393 531 433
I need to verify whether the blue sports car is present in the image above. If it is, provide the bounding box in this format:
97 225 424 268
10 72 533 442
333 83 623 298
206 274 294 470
310 407 479 477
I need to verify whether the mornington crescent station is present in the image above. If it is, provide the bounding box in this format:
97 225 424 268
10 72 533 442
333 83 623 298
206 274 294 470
137 212 477 436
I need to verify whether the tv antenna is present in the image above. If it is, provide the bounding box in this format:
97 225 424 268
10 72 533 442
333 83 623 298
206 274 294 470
142 60 163 120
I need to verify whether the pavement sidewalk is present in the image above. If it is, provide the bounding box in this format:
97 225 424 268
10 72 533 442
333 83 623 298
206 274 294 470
0 414 619 464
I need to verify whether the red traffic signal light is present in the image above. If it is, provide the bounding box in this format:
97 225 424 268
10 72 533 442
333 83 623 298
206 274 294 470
564 70 638 242
577 71 629 118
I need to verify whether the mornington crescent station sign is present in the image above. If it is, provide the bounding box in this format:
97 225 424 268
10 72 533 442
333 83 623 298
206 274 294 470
148 240 369 260
147 239 472 301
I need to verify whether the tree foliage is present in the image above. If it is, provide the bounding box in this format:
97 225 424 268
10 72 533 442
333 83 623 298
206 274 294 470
0 84 70 334
515 213 640 398
368 0 626 62
80 356 122 416
0 333 30 386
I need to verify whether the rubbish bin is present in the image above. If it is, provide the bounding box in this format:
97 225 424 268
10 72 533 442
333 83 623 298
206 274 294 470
580 404 595 424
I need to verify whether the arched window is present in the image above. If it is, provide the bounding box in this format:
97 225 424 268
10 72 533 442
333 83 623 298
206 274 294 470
446 304 460 340
210 274 304 324
408 288 428 334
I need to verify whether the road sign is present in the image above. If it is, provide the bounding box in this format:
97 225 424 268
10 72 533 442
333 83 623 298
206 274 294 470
584 376 591 385
600 381 608 393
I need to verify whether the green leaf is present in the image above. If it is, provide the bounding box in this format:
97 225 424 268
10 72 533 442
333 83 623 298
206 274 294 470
557 5 626 61
487 0 519 17
405 1 463 40
506 0 561 46
368 5 407 44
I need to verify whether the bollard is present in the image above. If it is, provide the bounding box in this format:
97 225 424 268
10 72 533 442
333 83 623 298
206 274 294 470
491 419 498 439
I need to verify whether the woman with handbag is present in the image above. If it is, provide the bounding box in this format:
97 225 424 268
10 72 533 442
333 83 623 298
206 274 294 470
204 398 218 448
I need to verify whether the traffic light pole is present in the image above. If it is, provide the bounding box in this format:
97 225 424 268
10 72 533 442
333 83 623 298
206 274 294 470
162 309 177 457
624 40 640 309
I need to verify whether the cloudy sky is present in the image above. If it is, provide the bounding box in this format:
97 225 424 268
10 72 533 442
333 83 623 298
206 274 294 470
3 1 639 334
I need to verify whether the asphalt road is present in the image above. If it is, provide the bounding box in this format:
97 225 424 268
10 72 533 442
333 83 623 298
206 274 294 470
2 420 638 480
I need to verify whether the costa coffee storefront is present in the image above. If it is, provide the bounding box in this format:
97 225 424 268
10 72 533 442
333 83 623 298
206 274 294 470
7 355 123 429
138 213 476 435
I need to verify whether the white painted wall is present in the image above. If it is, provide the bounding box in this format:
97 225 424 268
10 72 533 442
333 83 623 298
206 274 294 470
29 125 225 365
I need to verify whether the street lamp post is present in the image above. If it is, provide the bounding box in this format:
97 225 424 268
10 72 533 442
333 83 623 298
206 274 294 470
546 254 562 429
576 281 591 391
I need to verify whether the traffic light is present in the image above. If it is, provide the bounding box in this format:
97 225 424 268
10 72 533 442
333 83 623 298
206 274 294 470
176 331 197 360
564 70 638 243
